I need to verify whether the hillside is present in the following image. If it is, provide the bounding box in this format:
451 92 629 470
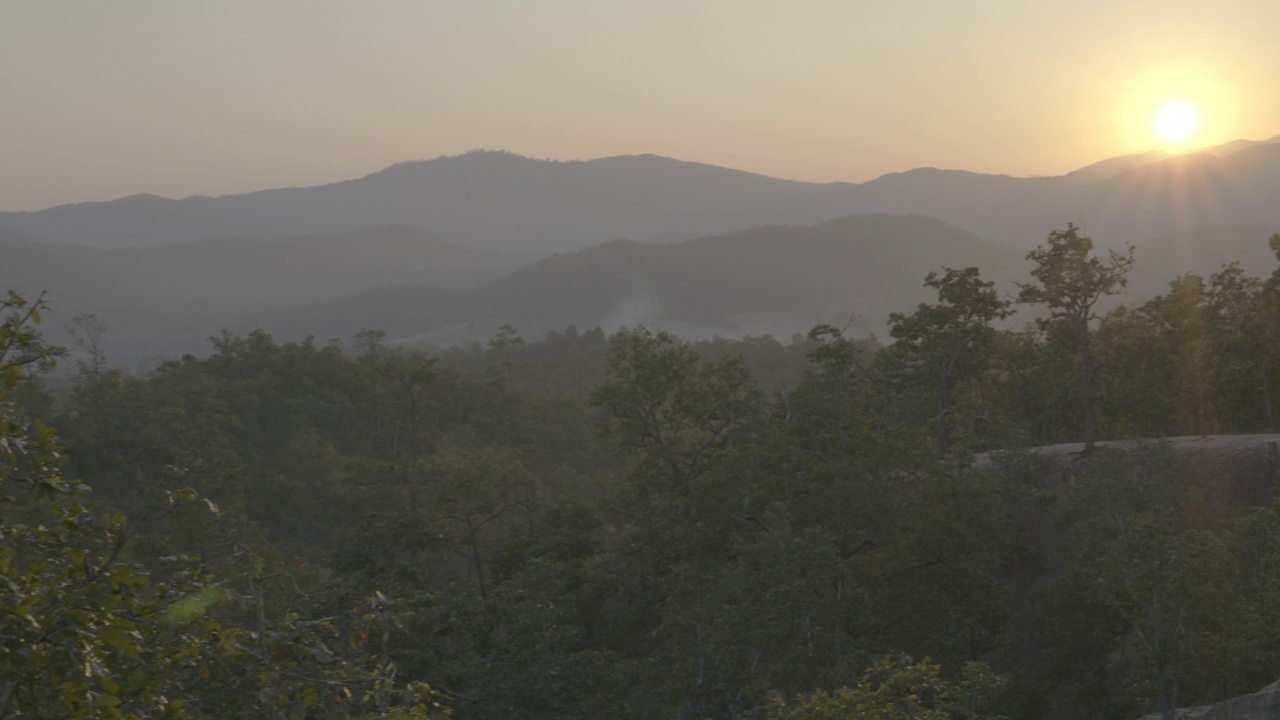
254 214 1029 346
4 214 1032 365
9 212 1280 371
251 217 1280 350
1128 224 1280 290
0 224 521 363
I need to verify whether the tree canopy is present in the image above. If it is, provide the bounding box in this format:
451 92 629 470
9 226 1280 720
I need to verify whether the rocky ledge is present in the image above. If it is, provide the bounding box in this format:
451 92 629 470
1139 679 1280 719
978 434 1280 511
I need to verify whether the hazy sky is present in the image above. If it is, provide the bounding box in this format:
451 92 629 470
3 1 1277 210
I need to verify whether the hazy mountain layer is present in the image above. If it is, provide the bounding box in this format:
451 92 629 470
0 224 521 336
255 214 1029 347
5 139 1279 255
256 218 1280 350
1128 224 1280 290
10 214 1280 369
1 152 860 253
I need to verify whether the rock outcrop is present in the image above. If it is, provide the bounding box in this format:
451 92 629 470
1139 680 1280 719
978 434 1280 513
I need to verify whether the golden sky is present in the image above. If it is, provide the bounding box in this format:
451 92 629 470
2 0 1276 210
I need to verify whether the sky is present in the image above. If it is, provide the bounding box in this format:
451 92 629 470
3 1 1278 211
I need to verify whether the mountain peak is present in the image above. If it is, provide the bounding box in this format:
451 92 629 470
1067 150 1173 178
370 150 546 179
1066 136 1280 179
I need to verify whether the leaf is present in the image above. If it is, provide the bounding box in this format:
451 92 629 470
310 641 334 663
101 625 139 658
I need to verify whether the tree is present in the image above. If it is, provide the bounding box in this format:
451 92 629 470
787 327 1013 678
590 327 763 503
885 267 1013 453
0 293 218 717
1091 305 1176 439
66 312 111 380
1267 233 1280 293
1141 274 1216 435
1060 445 1237 720
1210 260 1280 432
2 296 454 718
1018 225 1134 451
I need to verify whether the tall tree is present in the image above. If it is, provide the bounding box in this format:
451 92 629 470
1018 225 1134 451
1092 305 1176 439
1142 274 1216 435
1206 263 1271 430
885 267 1013 453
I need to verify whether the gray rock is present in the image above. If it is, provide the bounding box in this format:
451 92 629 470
1139 680 1280 719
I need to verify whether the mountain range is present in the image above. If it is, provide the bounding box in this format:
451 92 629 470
0 225 520 328
4 136 1280 254
4 139 1280 367
247 214 1027 347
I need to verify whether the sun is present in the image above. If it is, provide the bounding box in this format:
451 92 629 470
1153 99 1200 143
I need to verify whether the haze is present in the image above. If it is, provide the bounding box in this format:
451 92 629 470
4 0 1278 211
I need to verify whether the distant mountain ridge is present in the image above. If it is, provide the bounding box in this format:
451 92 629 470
0 224 522 333
255 216 1280 349
4 137 1279 254
6 214 1027 364
6 213 1279 370
0 152 860 253
253 214 1033 347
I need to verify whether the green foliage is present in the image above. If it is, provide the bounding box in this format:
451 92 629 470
1017 226 1136 322
2 296 452 719
768 655 1006 720
884 267 1013 453
1017 225 1135 450
13 226 1280 720
591 326 764 500
1 293 215 717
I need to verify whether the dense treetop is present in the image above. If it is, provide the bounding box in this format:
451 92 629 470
7 227 1280 719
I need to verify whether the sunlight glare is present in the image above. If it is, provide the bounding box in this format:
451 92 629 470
1153 99 1200 143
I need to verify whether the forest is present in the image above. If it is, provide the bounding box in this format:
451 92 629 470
7 225 1280 720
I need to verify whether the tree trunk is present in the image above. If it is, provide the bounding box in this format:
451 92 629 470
1198 372 1208 436
966 376 979 446
1260 361 1275 432
466 516 488 603
0 679 14 719
1158 665 1175 720
937 372 951 454
1081 319 1096 452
